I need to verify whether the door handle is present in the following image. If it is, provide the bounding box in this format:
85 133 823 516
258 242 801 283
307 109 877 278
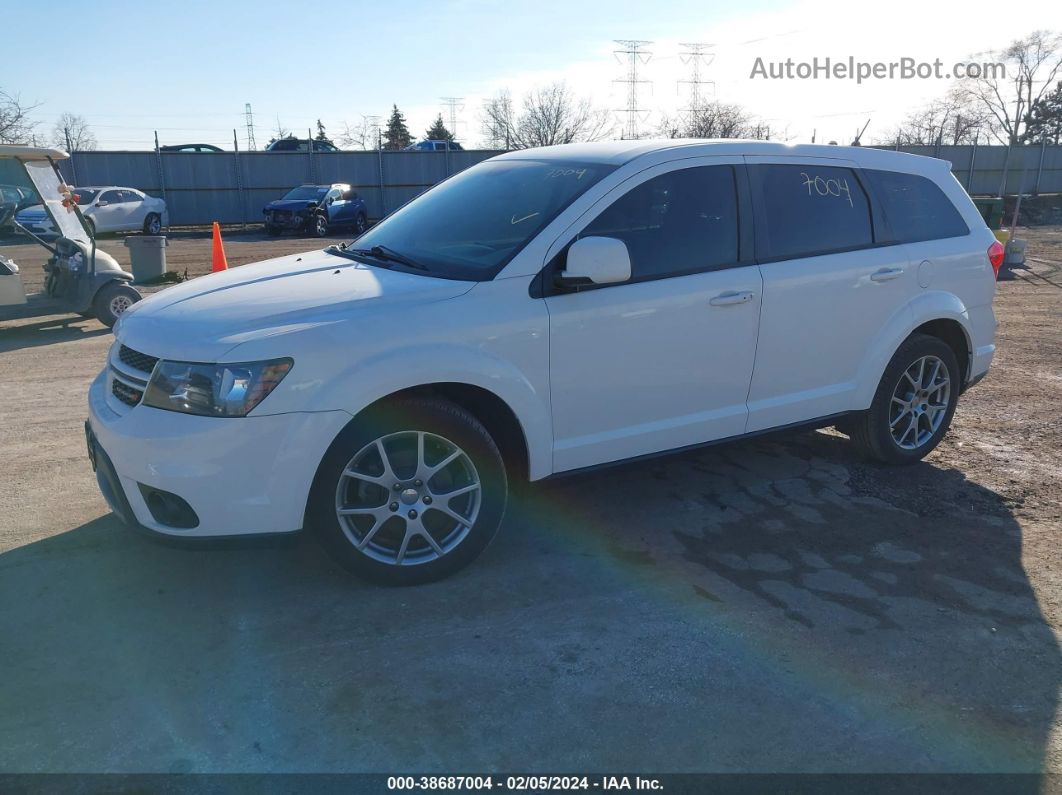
870 267 904 282
709 291 755 306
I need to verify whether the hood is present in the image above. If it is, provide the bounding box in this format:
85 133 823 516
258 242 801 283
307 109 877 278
118 248 475 361
264 199 318 212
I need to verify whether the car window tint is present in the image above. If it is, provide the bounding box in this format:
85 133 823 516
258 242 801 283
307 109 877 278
864 169 969 243
754 164 873 259
100 190 121 203
579 165 739 280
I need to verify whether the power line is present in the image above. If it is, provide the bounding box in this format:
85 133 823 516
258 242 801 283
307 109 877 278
678 42 715 113
439 97 464 141
613 40 653 140
245 103 257 151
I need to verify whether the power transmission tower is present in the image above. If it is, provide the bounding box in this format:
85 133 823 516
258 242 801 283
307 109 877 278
613 40 652 139
678 42 715 114
363 114 382 149
244 103 257 151
440 97 464 140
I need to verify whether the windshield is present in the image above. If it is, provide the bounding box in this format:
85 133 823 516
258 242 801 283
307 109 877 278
348 159 615 279
283 186 327 201
74 189 99 205
23 161 91 242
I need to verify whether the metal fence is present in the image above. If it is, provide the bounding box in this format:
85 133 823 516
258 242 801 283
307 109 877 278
56 148 499 227
871 143 1062 197
55 144 1062 227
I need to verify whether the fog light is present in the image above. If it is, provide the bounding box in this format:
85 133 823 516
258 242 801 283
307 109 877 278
138 484 200 529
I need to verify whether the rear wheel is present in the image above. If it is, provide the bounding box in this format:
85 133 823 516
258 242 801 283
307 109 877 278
354 212 367 235
849 334 960 464
309 397 508 585
92 282 141 329
143 213 162 235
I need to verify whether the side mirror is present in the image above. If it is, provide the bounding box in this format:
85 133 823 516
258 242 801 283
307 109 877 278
559 236 631 286
327 197 334 205
96 200 108 207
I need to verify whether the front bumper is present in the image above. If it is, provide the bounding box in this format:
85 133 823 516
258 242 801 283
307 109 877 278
87 371 351 537
266 210 310 229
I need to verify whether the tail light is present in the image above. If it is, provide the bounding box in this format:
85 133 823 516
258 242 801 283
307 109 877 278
988 241 1005 278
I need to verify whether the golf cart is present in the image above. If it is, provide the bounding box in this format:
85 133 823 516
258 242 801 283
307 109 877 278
0 145 140 327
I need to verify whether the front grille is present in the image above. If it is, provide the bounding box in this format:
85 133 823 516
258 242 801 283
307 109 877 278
272 210 292 220
112 379 143 407
118 345 159 375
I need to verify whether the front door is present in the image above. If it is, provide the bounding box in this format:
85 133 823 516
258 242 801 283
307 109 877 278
544 159 762 472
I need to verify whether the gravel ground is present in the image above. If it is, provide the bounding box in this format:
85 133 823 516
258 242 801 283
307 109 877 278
0 225 1059 774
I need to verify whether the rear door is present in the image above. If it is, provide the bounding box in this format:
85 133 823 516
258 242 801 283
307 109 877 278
744 157 916 432
544 157 762 472
121 190 150 230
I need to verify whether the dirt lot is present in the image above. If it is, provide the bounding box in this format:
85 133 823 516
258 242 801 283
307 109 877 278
0 226 1060 774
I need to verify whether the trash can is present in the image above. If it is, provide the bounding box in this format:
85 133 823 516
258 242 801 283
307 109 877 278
124 235 167 283
972 197 1005 230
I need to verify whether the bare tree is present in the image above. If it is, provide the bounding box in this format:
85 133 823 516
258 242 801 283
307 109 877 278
481 83 612 150
959 30 1062 143
0 88 39 144
658 101 765 139
880 90 993 146
337 117 378 150
51 112 97 151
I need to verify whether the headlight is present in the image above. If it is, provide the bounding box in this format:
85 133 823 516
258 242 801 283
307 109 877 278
142 358 293 417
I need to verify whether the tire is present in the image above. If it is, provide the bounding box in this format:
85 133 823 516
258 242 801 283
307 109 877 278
849 333 960 464
92 282 141 329
308 397 508 585
143 213 162 235
312 213 329 238
353 212 367 236
265 224 282 237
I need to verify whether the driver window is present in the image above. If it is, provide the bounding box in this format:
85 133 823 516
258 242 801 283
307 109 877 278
100 190 121 205
579 165 739 281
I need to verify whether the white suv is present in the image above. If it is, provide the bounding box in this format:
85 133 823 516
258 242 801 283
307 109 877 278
87 140 1000 584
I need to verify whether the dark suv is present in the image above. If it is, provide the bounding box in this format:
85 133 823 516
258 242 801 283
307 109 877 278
265 138 339 153
263 184 367 237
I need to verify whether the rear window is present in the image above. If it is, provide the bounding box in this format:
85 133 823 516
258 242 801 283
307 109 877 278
864 169 969 243
752 164 874 260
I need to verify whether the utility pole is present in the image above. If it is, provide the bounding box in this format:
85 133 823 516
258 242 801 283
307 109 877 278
440 97 464 141
678 42 714 116
244 103 257 151
613 40 652 139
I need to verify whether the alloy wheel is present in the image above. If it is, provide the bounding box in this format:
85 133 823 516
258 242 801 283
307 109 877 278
889 354 951 450
335 430 482 566
109 294 134 317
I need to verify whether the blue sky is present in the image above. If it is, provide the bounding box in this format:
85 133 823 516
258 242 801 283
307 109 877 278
7 0 1058 149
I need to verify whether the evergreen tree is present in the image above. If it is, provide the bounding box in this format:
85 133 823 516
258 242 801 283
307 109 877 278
425 114 453 141
382 105 412 150
315 119 329 141
1022 81 1062 144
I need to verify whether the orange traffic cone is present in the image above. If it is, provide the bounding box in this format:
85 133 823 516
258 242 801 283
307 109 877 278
211 222 228 272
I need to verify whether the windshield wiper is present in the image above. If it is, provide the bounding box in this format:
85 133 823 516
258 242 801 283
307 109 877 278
349 244 429 271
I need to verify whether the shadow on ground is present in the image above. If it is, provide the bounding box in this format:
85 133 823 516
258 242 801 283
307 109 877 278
0 430 1057 776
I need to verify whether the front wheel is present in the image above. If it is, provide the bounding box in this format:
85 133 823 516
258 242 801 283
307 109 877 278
309 397 508 585
143 213 162 235
312 213 329 237
849 333 960 464
92 282 141 328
